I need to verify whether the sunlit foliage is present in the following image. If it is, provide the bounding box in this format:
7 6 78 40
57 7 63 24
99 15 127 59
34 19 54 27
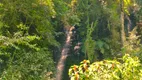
69 54 142 80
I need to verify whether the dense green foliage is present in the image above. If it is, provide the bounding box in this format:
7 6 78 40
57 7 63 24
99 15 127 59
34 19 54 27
0 0 57 79
0 0 142 80
69 54 142 80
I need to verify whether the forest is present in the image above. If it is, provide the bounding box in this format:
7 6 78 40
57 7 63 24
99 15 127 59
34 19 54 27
0 0 142 80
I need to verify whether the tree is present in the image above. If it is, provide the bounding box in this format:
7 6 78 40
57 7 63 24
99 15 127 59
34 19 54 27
0 0 58 79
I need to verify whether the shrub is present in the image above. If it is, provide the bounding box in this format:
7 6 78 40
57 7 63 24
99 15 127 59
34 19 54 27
69 54 142 80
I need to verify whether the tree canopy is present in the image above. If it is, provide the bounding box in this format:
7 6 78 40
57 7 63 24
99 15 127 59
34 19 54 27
0 0 142 80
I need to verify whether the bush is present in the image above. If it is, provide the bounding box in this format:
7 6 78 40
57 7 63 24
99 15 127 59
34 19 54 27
0 48 55 80
69 54 142 80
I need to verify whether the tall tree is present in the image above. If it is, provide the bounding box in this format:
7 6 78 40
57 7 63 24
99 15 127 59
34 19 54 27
120 0 126 46
56 26 75 80
55 0 80 79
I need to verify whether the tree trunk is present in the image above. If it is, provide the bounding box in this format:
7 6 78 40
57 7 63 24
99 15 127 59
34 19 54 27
56 26 75 80
120 0 126 46
126 15 132 33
